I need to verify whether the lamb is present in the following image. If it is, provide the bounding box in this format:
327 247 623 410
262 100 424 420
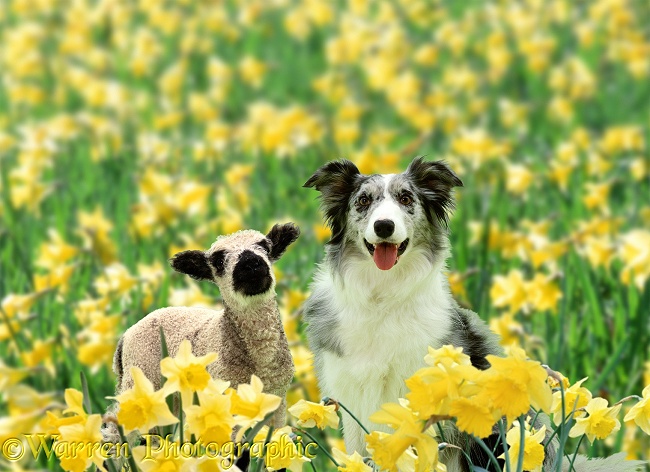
103 222 299 445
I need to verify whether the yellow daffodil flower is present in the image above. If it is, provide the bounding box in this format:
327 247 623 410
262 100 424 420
288 399 339 429
569 397 621 443
160 339 218 406
624 385 650 435
110 366 178 432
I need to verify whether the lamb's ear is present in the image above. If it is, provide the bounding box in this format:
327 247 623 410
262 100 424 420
406 157 463 227
266 223 300 262
169 250 212 280
303 159 361 245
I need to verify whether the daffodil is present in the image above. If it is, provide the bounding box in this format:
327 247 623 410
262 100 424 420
619 230 650 289
110 366 178 432
499 423 546 472
184 389 236 444
160 339 218 406
526 273 563 313
449 396 500 439
132 437 197 472
94 263 138 299
489 313 524 347
231 375 282 438
56 414 106 472
62 389 87 418
480 347 553 424
569 397 621 443
505 163 534 196
490 270 529 314
0 360 30 390
551 377 592 425
405 363 477 418
624 385 650 435
288 399 339 429
253 425 311 471
332 448 373 472
368 403 440 472
35 229 78 270
44 388 88 434
424 345 471 368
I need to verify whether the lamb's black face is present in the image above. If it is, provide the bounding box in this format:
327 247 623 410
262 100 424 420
231 249 273 296
169 223 300 302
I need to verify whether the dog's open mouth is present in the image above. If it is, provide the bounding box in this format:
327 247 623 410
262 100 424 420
364 239 409 270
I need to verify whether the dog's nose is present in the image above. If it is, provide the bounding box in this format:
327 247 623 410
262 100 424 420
374 219 395 238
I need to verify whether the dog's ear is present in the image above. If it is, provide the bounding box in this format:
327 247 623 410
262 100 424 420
266 223 300 262
304 160 361 244
303 159 361 191
169 250 212 280
406 157 463 226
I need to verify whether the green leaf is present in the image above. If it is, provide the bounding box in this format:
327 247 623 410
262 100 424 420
80 371 93 415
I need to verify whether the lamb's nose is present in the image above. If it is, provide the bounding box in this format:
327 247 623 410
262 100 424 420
238 250 265 273
374 219 395 238
232 250 272 296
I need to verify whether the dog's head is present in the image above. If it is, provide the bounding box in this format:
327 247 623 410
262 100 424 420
169 223 300 304
304 157 462 271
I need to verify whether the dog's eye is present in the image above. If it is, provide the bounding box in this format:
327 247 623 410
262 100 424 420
357 195 371 207
399 194 413 205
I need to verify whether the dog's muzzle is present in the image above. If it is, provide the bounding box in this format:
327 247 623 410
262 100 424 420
364 238 409 270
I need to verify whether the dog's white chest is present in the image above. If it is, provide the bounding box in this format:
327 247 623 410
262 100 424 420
317 285 453 449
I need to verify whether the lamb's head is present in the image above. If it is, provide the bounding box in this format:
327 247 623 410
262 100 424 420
169 223 300 305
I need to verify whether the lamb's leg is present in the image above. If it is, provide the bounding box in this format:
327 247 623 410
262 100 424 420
273 398 287 429
102 336 125 445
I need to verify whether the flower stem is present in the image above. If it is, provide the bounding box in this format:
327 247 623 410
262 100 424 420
473 436 503 471
324 398 370 435
613 395 643 406
294 427 339 467
178 395 183 443
337 404 370 435
554 383 567 472
499 420 512 472
515 416 525 472
253 425 274 472
118 425 141 472
567 434 585 472
436 423 447 443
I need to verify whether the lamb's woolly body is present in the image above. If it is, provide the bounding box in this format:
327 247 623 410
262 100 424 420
117 303 293 400
103 224 299 449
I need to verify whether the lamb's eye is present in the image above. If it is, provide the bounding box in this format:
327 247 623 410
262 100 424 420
256 239 271 253
399 194 413 206
209 250 226 276
357 195 371 207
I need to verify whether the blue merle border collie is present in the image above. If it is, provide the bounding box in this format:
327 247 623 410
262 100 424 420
301 157 645 472
302 157 503 469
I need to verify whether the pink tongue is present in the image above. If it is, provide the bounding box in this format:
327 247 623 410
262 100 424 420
373 243 398 270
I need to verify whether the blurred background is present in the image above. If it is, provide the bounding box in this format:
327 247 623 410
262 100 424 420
0 0 649 469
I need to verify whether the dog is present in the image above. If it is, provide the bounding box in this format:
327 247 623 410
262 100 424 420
301 158 647 472
302 157 503 469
